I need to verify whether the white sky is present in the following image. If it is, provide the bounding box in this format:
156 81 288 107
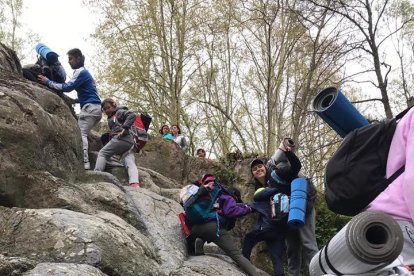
21 0 97 75
18 0 409 118
20 0 98 108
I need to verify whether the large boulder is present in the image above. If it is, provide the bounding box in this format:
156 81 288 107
22 263 107 276
0 42 21 74
0 44 83 207
136 138 220 185
0 207 160 275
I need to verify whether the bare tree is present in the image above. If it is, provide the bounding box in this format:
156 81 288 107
87 0 205 131
306 0 414 118
0 0 38 61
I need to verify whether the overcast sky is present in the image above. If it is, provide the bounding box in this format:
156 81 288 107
21 0 97 74
20 0 98 104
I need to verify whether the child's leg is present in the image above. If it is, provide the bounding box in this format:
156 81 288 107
122 149 139 184
95 138 132 171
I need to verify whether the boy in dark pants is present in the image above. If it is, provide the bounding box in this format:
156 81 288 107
269 140 318 275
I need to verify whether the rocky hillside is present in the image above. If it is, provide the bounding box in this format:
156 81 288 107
0 43 269 276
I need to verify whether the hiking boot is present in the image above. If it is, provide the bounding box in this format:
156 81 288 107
130 183 141 188
194 238 205 256
84 161 91 170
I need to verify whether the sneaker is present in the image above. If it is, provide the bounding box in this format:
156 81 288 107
84 161 91 170
130 183 141 188
194 238 205 256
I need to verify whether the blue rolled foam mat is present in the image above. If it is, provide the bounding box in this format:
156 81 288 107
312 87 369 138
288 178 308 229
35 43 53 60
309 211 403 275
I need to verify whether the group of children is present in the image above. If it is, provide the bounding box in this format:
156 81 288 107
182 111 414 276
25 43 206 189
159 124 189 152
24 43 143 187
181 139 319 276
24 42 414 275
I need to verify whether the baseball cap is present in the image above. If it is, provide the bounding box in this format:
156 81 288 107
250 158 265 171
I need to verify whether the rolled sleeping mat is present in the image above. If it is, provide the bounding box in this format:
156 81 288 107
35 43 59 64
288 178 308 229
309 211 404 276
312 87 369 138
272 148 285 164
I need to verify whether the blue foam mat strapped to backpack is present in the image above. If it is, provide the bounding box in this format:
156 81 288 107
312 87 369 138
35 43 54 60
288 178 308 229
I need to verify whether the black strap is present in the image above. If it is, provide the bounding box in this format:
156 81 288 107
323 239 342 275
318 249 327 275
395 106 413 120
385 165 405 185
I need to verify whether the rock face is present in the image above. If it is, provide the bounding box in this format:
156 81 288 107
0 43 268 276
0 43 83 207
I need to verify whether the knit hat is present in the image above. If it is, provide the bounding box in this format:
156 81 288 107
201 174 215 185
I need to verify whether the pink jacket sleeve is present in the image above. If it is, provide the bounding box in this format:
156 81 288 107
397 109 414 221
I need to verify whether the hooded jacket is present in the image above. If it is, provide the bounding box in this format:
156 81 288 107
188 182 252 230
107 106 136 143
368 107 414 222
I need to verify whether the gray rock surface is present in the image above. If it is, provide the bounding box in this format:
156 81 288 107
22 263 107 276
0 43 267 276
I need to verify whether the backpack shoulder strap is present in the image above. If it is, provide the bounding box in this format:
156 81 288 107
385 165 405 184
180 136 186 147
395 106 413 121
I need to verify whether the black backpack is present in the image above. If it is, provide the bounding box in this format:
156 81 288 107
325 108 411 216
37 56 66 83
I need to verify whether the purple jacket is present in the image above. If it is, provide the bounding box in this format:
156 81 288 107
217 193 252 218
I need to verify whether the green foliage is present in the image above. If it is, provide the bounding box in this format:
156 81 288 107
314 191 351 247
212 165 240 187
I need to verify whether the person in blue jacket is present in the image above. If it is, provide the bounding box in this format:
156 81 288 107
38 48 102 170
242 158 294 276
159 124 173 140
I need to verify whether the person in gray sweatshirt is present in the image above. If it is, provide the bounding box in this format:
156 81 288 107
95 98 140 188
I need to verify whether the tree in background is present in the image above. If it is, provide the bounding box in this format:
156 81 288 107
306 0 414 119
87 0 204 138
386 0 414 111
0 0 39 62
86 0 414 184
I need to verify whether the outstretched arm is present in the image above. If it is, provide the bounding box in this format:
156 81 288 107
218 194 252 218
38 69 86 92
253 187 278 202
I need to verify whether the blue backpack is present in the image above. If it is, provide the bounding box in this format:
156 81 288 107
184 185 221 227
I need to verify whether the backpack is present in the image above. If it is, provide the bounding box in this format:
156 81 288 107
270 193 290 221
183 184 221 227
36 56 66 83
129 112 152 152
324 107 411 216
179 184 200 206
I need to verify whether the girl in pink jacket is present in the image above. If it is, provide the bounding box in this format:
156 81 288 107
368 107 414 266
